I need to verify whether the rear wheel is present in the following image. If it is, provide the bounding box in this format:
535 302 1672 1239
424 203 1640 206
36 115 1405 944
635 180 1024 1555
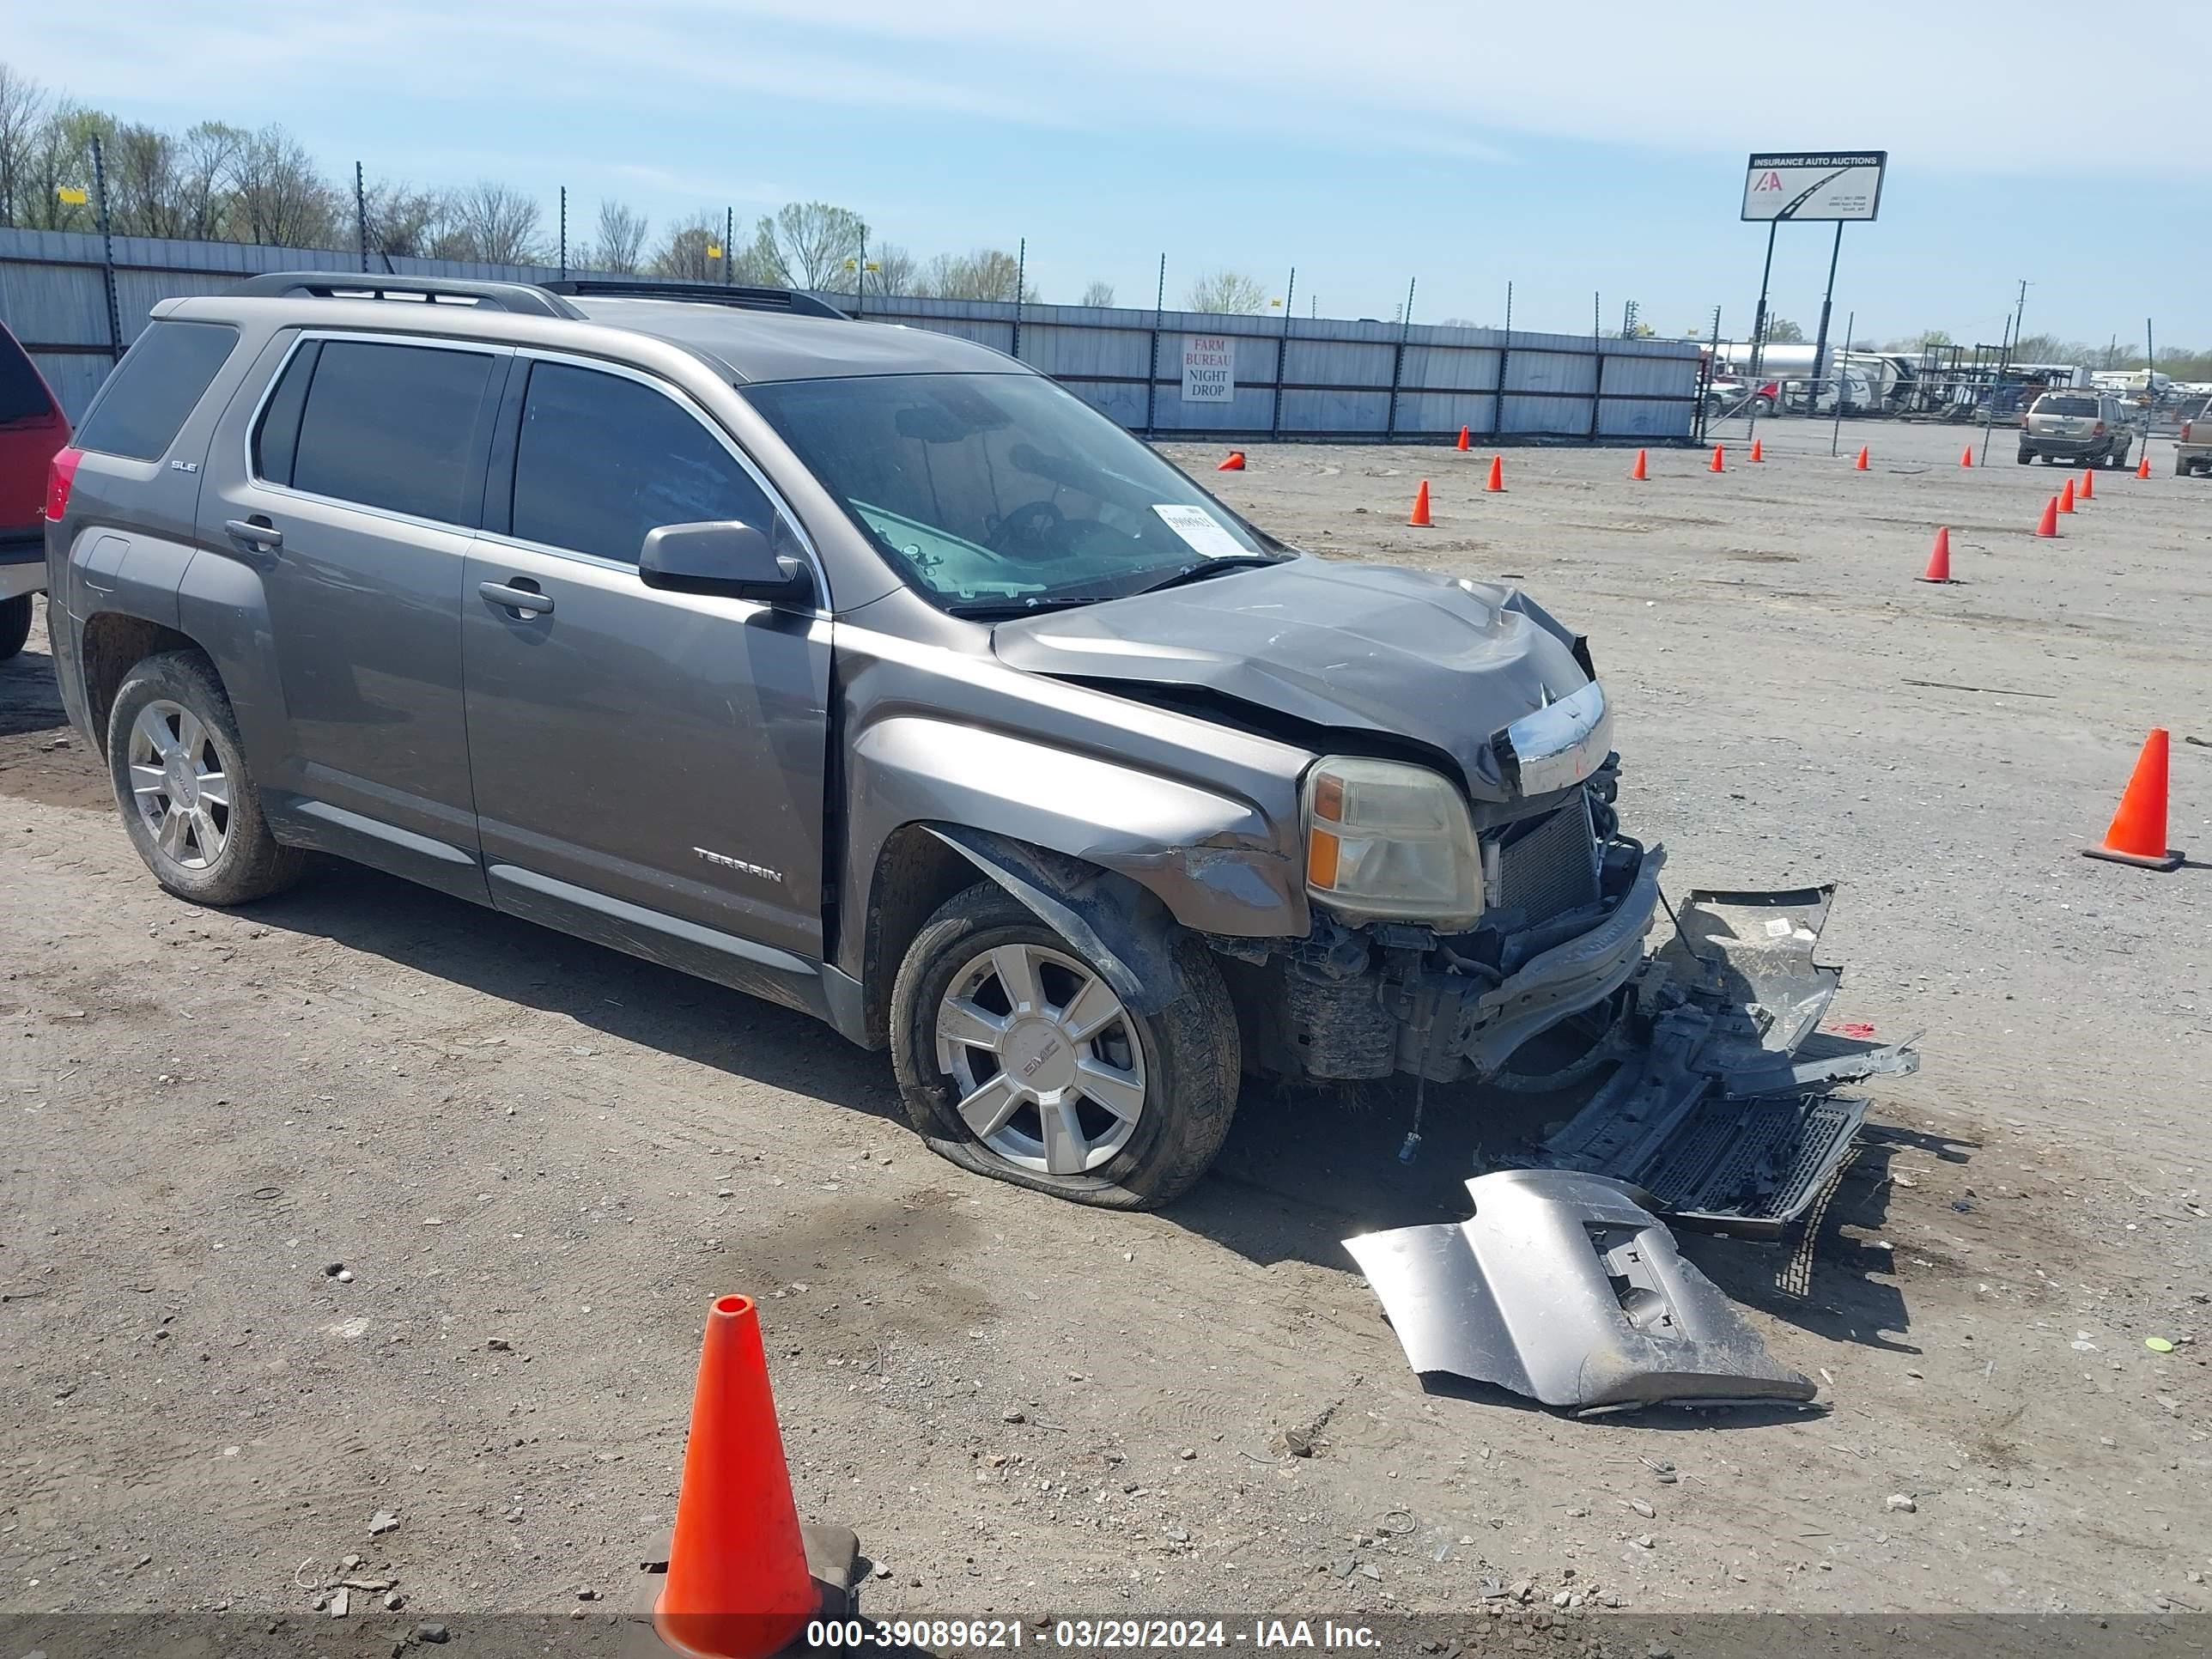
0 593 30 662
106 650 307 906
890 883 1240 1209
2015 447 2033 465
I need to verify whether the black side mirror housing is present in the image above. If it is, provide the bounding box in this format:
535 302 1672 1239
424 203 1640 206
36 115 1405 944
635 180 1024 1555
639 520 812 603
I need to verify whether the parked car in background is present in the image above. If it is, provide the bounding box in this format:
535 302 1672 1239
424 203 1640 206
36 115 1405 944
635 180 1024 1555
0 319 71 660
2177 408 2210 477
2017 390 2134 468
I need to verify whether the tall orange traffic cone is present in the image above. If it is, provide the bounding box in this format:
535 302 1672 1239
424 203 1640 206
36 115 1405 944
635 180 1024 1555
2058 476 2075 514
2136 452 2152 479
1709 444 1726 473
1217 450 1245 471
1408 480 1432 526
656 1296 820 1659
1631 448 1648 481
1854 445 1870 471
1455 426 1472 452
1749 437 1765 463
1485 454 1504 493
2082 729 2183 871
1960 446 1974 468
2035 496 2059 538
1919 526 1954 583
2079 467 2094 501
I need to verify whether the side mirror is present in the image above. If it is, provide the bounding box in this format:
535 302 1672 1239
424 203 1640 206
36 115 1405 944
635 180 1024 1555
638 520 811 603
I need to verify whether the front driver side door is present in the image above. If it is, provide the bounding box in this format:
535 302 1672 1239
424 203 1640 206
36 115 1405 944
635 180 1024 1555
461 355 832 988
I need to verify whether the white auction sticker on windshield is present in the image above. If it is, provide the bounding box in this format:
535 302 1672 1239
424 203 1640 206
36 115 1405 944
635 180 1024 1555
1152 504 1247 560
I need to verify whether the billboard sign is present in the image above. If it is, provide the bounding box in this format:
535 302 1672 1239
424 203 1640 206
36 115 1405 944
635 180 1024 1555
1741 152 1887 222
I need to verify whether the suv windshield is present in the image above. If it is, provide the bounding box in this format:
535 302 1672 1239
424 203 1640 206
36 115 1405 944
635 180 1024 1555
743 372 1279 614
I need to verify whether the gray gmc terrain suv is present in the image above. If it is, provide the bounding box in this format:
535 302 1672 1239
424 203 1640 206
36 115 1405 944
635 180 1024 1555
46 274 1897 1218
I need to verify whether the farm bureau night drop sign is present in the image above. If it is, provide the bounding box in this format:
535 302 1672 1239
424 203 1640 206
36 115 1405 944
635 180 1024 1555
1182 335 1236 403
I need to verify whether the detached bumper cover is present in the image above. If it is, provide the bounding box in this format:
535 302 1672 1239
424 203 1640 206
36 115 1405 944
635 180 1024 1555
1344 1169 1815 1413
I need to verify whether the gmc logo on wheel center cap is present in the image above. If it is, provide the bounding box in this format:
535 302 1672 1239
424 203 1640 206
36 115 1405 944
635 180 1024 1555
1020 1037 1062 1079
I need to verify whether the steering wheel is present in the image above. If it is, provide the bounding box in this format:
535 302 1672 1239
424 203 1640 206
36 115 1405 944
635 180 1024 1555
986 498 1067 556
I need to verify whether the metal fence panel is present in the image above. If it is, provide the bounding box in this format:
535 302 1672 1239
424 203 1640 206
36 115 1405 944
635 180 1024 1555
1 225 1702 440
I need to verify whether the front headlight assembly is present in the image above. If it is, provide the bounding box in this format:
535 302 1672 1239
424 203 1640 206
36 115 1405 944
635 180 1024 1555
1303 757 1484 932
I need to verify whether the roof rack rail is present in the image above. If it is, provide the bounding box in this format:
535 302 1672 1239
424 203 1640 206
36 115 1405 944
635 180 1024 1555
538 278 849 321
234 271 584 319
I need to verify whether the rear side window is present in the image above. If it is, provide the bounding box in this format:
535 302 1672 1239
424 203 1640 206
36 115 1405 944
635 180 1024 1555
74 320 238 460
289 340 497 524
0 326 57 424
509 362 772 563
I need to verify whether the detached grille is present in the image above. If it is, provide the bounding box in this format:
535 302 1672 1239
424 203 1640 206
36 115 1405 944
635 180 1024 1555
1494 794 1601 927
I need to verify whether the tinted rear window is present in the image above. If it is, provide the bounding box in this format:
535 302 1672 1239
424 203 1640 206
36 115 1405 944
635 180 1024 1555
74 320 238 460
2041 396 2097 416
509 362 771 563
289 341 497 523
0 327 56 424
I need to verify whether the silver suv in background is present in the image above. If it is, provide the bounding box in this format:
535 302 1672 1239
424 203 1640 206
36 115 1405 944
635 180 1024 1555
2018 389 2135 467
43 273 1899 1222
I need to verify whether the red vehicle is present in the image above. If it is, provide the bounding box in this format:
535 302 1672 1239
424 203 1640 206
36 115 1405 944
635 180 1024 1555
2 320 71 660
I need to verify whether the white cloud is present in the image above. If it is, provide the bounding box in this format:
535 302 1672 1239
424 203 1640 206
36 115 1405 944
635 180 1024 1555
11 0 2209 173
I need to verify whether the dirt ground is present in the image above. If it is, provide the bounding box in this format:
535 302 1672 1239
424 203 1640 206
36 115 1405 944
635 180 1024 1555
2 417 2208 1630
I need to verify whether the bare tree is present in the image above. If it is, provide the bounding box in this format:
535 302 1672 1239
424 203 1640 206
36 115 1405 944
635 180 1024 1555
750 200 865 289
106 120 185 238
648 212 726 283
361 180 447 260
174 121 245 240
1079 279 1116 307
919 248 1036 303
438 179 542 264
591 198 647 274
0 62 51 228
863 242 917 297
1184 270 1267 314
12 103 100 232
231 125 338 247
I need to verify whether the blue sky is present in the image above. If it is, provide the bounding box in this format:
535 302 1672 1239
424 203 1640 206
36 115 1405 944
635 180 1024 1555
7 0 2209 345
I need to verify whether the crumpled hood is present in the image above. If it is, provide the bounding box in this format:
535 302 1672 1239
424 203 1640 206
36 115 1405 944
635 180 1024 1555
990 558 1590 799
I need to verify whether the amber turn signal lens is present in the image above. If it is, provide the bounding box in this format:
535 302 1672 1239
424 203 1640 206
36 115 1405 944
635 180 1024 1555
1306 826 1340 889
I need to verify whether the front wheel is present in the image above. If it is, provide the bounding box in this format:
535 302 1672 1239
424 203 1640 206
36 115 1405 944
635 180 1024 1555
106 650 307 906
890 883 1240 1209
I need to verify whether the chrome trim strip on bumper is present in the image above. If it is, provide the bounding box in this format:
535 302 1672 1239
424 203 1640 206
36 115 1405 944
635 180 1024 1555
1499 678 1612 797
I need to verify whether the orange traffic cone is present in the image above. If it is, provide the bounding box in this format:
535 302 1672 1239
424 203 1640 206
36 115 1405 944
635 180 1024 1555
1854 445 1870 471
1749 437 1765 463
1485 454 1504 493
2136 452 2152 479
2079 467 2094 501
1408 480 1432 526
1455 426 1472 452
2058 477 2075 514
1217 451 1245 471
1709 444 1726 473
2082 729 2183 871
1631 448 1648 481
1960 446 1974 468
2035 496 2060 538
1919 526 1954 583
656 1296 820 1659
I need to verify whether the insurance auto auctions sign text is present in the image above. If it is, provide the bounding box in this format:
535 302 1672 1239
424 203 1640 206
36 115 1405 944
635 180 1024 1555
1741 152 1887 222
1182 335 1236 403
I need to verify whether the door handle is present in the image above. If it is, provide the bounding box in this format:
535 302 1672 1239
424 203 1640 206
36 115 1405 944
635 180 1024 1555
225 518 282 551
479 580 554 617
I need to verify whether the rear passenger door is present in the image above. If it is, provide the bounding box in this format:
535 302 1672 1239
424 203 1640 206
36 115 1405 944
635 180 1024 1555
462 354 832 979
202 333 507 896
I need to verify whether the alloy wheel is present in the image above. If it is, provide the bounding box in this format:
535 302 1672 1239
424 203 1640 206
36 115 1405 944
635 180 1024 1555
127 699 231 870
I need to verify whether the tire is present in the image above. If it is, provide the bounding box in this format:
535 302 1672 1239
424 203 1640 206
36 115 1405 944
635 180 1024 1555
1751 395 1774 418
106 649 307 906
2015 447 2033 465
0 592 30 662
890 881 1240 1210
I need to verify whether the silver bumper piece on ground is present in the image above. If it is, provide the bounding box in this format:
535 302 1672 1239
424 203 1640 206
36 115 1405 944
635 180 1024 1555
1344 1169 1816 1413
1335 1168 1822 1415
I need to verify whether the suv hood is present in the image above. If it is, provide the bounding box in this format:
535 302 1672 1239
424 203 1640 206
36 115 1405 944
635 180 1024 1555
990 558 1593 799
